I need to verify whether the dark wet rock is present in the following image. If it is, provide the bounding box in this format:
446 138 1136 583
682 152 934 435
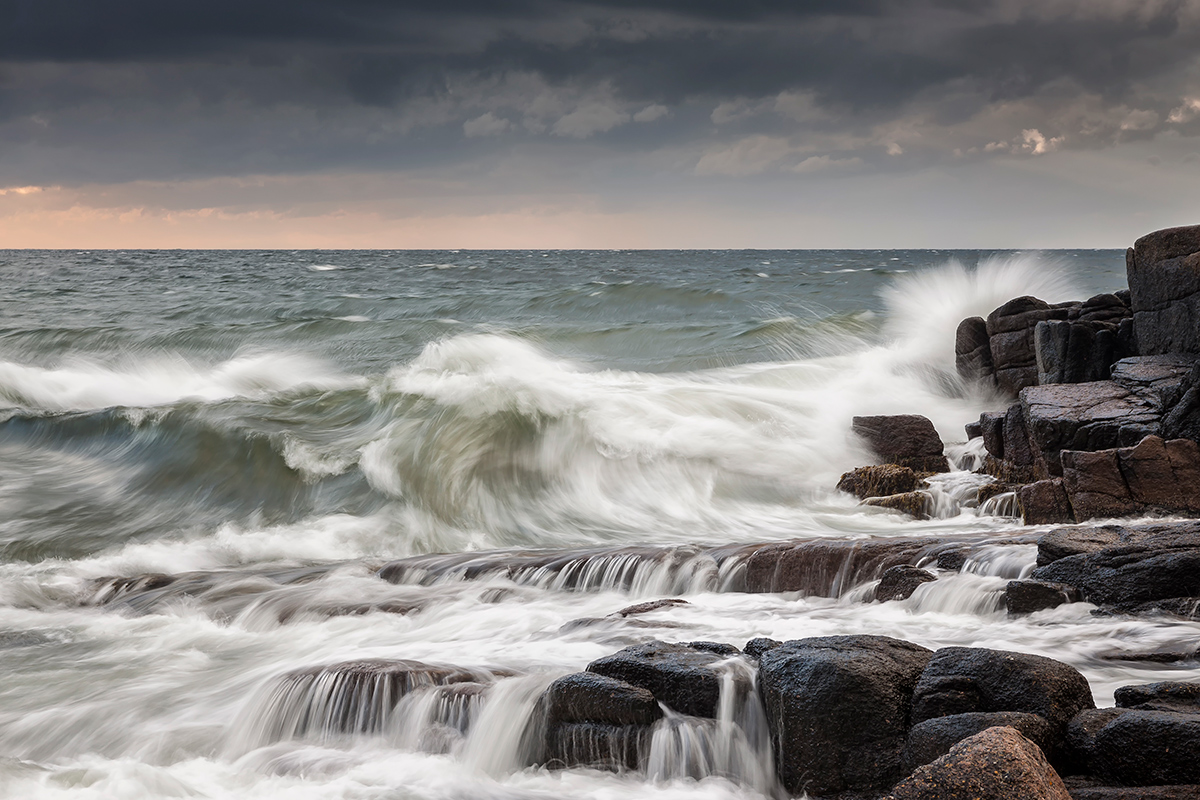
586 640 743 719
743 637 782 660
544 721 649 771
1090 710 1200 785
956 316 996 386
980 411 1006 459
874 565 937 602
758 634 933 796
1067 784 1200 799
852 414 950 473
987 296 1073 396
1037 525 1129 566
1126 224 1200 356
864 491 931 519
1019 479 1074 525
1035 319 1124 386
1005 580 1081 614
978 481 1019 506
1021 382 1159 476
1115 682 1200 715
1063 708 1132 776
911 646 1094 730
544 672 663 727
838 464 928 500
885 726 1071 800
1005 401 1037 467
965 420 983 439
612 598 689 617
1031 522 1200 606
936 549 969 571
684 641 741 656
903 711 1058 772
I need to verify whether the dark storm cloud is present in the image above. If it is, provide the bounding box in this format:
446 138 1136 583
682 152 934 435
2 0 1200 185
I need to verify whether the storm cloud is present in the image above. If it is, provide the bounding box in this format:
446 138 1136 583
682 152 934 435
2 1 1199 245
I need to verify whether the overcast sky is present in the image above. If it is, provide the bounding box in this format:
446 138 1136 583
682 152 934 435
2 0 1199 247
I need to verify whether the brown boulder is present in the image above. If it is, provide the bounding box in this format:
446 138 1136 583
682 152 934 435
885 726 1071 800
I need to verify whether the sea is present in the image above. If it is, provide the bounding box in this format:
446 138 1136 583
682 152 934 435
1 248 1194 800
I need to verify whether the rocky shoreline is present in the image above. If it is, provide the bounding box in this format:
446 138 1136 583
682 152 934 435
76 225 1200 799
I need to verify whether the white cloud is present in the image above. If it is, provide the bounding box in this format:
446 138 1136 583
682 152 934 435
463 112 511 138
0 185 43 195
633 104 670 123
552 102 630 137
1020 128 1064 154
885 142 903 156
1119 109 1160 131
694 135 793 176
1169 98 1200 124
790 155 864 173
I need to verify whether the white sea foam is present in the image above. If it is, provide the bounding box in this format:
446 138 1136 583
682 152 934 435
0 353 361 411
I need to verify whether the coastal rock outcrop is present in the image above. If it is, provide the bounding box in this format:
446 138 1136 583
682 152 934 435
1126 224 1200 356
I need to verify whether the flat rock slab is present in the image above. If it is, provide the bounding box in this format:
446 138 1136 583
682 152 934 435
1032 522 1200 606
1021 381 1159 474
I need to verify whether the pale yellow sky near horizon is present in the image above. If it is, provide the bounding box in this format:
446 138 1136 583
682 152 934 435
2 144 1196 250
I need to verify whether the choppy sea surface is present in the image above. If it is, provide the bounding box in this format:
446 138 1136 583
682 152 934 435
1 248 1194 800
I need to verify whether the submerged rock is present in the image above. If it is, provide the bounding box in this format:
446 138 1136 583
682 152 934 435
837 464 928 500
758 634 933 796
586 640 743 719
1005 580 1080 615
541 672 662 771
851 414 950 473
885 726 1071 800
865 490 931 519
874 565 937 602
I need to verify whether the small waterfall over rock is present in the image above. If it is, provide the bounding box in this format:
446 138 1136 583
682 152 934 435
645 656 778 796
